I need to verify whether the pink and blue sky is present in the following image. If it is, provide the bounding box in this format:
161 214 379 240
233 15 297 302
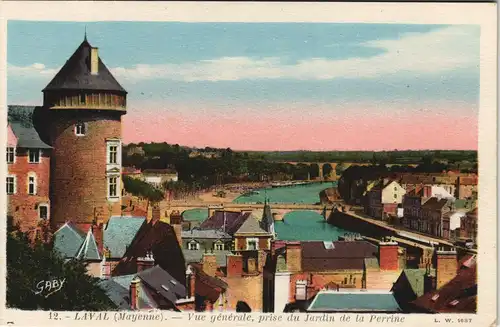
7 22 479 151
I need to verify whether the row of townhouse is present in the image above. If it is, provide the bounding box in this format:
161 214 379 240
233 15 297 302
364 177 477 241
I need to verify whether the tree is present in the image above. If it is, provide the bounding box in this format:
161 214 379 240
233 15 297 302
6 218 116 311
335 162 347 176
122 175 164 203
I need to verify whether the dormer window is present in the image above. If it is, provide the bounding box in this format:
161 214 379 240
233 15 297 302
75 122 86 136
188 240 200 250
214 241 224 251
28 149 40 163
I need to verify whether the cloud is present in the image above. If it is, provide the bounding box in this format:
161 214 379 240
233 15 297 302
8 63 60 78
8 25 478 83
110 25 478 82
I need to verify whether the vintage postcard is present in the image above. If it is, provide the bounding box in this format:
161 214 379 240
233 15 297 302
0 2 497 327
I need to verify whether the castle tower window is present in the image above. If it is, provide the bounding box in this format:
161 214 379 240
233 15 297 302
106 140 121 166
6 147 15 164
108 176 118 198
6 176 16 195
28 175 37 195
39 204 48 220
109 145 118 164
75 122 86 136
28 149 40 163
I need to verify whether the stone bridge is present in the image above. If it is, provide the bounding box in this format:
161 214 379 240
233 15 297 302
270 161 419 181
159 201 342 221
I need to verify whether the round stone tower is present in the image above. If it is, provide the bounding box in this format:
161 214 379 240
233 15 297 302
42 36 127 229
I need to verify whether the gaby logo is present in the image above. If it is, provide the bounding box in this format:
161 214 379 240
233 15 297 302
32 278 66 298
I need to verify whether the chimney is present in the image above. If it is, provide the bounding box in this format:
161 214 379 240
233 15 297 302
423 185 432 198
152 205 161 224
91 47 99 75
172 224 183 249
285 242 302 273
424 264 437 293
130 277 141 310
247 257 257 274
202 252 217 277
257 250 267 272
93 223 105 254
170 210 182 225
436 247 458 289
379 238 399 271
185 265 195 298
226 254 243 278
137 251 155 272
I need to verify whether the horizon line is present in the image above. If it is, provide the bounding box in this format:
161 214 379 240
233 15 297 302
123 142 477 153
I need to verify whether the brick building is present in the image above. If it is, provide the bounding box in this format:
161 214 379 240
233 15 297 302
364 179 406 220
271 238 403 312
7 106 52 240
37 35 127 230
460 207 478 242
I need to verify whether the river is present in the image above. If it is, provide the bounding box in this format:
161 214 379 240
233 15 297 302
182 182 351 241
233 181 337 204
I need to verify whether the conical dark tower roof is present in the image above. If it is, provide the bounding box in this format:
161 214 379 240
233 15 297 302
261 196 274 232
43 37 127 93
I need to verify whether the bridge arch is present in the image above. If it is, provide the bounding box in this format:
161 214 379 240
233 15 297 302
322 163 334 180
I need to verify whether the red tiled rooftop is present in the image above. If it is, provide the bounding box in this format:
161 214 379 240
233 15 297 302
411 264 477 313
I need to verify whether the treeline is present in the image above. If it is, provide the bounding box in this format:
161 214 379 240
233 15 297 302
122 175 164 202
245 150 477 165
122 143 477 197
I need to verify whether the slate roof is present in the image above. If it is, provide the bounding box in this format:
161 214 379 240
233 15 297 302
301 241 378 272
234 215 270 235
307 290 401 312
137 265 186 304
398 268 436 298
8 106 51 149
260 200 274 232
113 221 187 286
53 222 87 258
43 38 126 93
181 229 231 240
422 197 451 211
183 249 232 267
411 264 477 313
76 228 101 260
199 211 251 235
99 274 156 310
104 216 146 259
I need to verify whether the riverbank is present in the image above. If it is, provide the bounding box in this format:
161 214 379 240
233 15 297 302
181 180 336 204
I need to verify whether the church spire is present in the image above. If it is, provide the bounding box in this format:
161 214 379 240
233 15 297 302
84 26 87 42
